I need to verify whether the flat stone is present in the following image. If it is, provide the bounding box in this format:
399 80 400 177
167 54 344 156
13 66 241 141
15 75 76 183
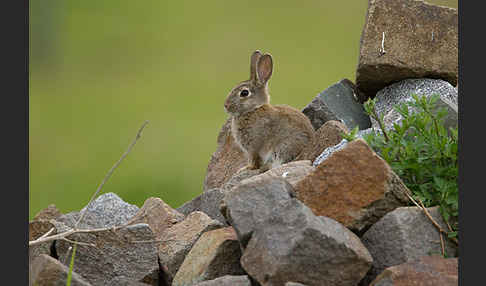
30 254 92 286
240 199 373 286
302 79 371 130
361 206 458 284
296 120 349 162
371 78 458 132
55 223 159 286
203 118 248 191
172 227 245 286
370 255 458 286
127 197 185 240
193 275 252 286
295 139 410 233
158 211 224 281
356 0 458 99
177 188 228 226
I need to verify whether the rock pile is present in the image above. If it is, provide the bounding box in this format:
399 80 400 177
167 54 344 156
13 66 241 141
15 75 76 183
29 0 458 285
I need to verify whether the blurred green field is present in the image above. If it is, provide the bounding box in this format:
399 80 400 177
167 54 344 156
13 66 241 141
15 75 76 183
29 0 458 219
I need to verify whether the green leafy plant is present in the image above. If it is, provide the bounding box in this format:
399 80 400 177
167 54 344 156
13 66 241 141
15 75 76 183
362 94 458 237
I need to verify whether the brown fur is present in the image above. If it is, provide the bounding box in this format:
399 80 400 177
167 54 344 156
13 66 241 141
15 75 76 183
223 51 315 171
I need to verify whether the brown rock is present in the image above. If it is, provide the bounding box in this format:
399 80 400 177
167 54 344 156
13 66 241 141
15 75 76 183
295 139 409 233
158 211 223 281
203 118 247 191
127 197 185 239
30 254 92 286
29 220 56 285
370 255 458 286
296 120 348 162
172 227 245 286
33 204 63 221
356 0 458 100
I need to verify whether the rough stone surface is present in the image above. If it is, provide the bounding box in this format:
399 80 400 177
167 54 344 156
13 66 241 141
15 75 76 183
297 120 349 162
29 220 57 285
361 206 458 284
356 0 458 99
158 211 224 281
221 178 295 248
127 197 185 239
203 118 248 191
177 188 228 225
370 255 458 286
30 254 92 286
33 204 63 221
285 283 308 286
295 139 410 233
371 78 458 132
108 276 154 285
55 192 140 229
56 223 159 286
221 168 264 193
193 275 252 286
223 160 314 193
302 79 371 130
241 199 373 286
172 227 245 286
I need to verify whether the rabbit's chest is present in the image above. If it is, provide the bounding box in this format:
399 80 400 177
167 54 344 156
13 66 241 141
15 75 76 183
231 116 273 149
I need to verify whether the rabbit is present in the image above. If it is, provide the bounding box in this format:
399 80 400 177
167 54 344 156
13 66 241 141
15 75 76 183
223 50 315 172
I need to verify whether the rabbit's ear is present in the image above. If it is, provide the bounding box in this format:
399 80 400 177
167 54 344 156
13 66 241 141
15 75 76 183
250 50 262 82
256 54 273 85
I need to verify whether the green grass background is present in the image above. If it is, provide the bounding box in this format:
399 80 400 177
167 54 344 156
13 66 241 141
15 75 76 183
29 0 458 219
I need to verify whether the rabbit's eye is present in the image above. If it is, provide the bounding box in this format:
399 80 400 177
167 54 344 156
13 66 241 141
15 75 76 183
240 89 250 97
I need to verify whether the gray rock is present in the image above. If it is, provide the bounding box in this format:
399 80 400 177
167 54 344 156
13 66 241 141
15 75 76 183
221 169 262 193
107 276 152 286
241 199 373 286
361 206 458 285
193 275 252 286
29 220 57 285
56 192 140 229
285 283 308 286
172 227 245 286
221 178 294 248
371 78 458 133
30 254 92 286
158 211 224 281
356 0 458 99
302 79 371 131
222 161 314 193
56 223 159 286
126 197 185 240
177 188 228 225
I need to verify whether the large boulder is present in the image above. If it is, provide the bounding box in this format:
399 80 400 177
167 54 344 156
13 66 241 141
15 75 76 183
295 139 410 233
361 206 458 284
158 211 224 281
356 0 458 100
241 199 373 286
203 118 247 191
172 227 245 286
177 188 228 225
30 254 92 286
302 79 371 131
126 197 185 239
370 78 458 132
370 255 458 286
55 223 159 286
221 178 295 248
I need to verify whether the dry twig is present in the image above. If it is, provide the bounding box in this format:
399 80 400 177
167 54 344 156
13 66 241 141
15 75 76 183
29 121 149 247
